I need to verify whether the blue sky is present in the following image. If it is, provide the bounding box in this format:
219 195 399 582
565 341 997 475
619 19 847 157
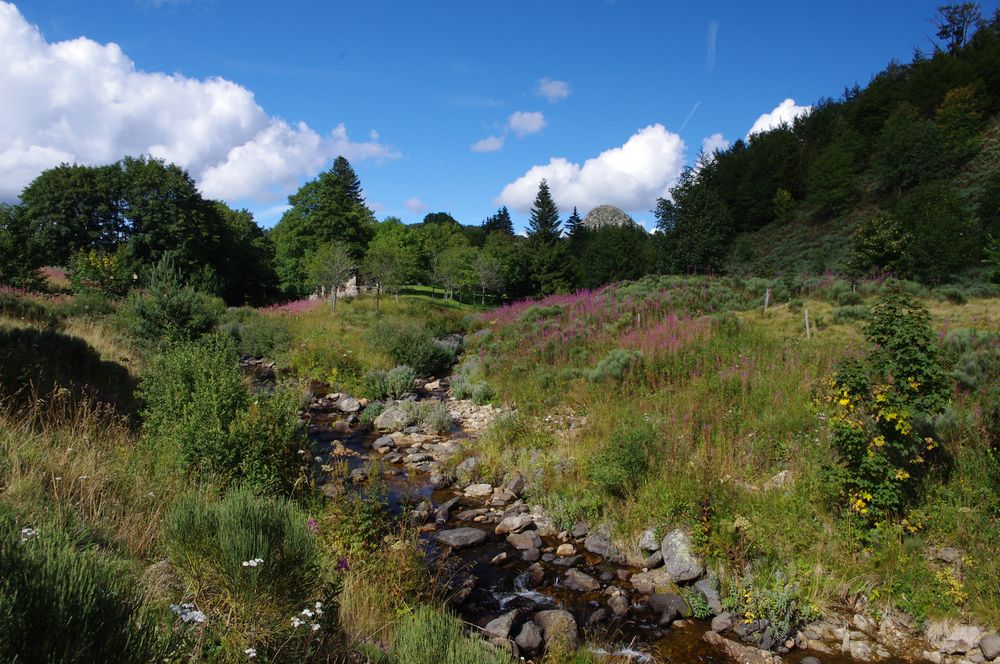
4 0 996 232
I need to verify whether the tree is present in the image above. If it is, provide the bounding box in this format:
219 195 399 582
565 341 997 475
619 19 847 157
565 207 583 237
934 2 982 54
306 242 355 311
271 156 375 296
364 229 414 310
806 139 860 217
212 203 280 306
482 206 514 236
474 252 505 305
526 180 562 243
575 224 654 288
435 241 477 300
0 203 43 288
873 103 946 192
655 167 733 273
848 210 914 279
896 181 978 282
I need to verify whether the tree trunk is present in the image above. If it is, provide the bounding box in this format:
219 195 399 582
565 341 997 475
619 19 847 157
376 283 381 311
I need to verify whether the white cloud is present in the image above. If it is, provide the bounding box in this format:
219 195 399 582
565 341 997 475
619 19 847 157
508 111 546 138
404 197 426 214
747 98 811 137
535 77 571 102
706 20 719 72
471 135 505 153
0 2 398 202
496 124 686 213
701 133 730 157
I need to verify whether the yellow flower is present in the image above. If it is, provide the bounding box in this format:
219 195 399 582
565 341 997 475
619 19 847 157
895 469 910 481
872 435 886 447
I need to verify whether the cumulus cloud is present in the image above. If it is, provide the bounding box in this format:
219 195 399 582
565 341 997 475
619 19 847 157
508 111 546 138
535 77 571 102
496 124 686 213
747 98 811 137
701 133 730 157
404 197 426 214
471 135 505 153
0 2 398 202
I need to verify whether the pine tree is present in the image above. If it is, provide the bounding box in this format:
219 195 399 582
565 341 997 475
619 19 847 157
330 156 365 205
565 207 583 237
527 180 561 243
482 206 514 235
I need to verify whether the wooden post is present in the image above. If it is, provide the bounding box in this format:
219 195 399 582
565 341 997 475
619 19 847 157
804 308 811 339
763 288 771 311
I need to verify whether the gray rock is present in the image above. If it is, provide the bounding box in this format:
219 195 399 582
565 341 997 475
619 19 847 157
552 555 582 567
514 621 542 654
456 456 478 476
434 497 461 523
644 551 663 569
533 609 578 652
504 473 526 496
374 407 411 431
933 624 983 655
464 482 493 497
495 514 534 535
694 578 724 615
372 435 396 451
630 569 677 594
586 608 609 626
507 531 542 550
564 569 600 592
350 467 367 482
428 473 451 489
609 593 630 616
526 563 545 587
762 469 791 490
456 508 488 521
639 529 660 551
583 204 637 230
584 532 625 563
981 633 1000 660
570 522 589 538
434 527 487 549
933 547 963 564
649 592 689 623
800 658 822 664
521 547 540 562
338 396 361 413
712 612 734 633
660 529 703 582
483 610 519 639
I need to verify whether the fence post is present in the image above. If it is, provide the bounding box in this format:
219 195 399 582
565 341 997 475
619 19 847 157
804 308 811 339
763 288 771 311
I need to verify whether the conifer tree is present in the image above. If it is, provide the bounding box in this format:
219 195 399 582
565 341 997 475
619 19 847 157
482 206 514 235
527 180 561 243
526 180 573 294
565 207 583 237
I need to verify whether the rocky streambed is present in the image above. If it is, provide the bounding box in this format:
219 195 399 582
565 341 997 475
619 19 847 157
296 380 996 664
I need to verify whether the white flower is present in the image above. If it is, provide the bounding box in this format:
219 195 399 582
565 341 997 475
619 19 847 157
170 603 207 624
20 527 39 541
244 647 257 658
291 617 304 628
311 623 320 631
300 608 314 618
241 557 264 568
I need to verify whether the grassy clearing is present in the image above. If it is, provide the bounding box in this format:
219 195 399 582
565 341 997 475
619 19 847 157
467 276 1000 629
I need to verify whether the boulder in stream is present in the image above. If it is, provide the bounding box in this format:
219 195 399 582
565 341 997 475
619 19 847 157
564 569 600 593
514 621 543 654
507 531 542 550
483 609 520 639
660 529 704 582
374 407 410 431
533 609 578 652
495 514 533 535
434 527 487 549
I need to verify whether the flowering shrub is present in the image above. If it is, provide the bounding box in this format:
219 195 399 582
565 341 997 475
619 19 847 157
827 290 949 524
722 574 820 646
68 248 134 296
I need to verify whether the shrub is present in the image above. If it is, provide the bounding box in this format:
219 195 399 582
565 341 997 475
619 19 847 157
587 419 656 498
389 605 511 664
0 512 166 663
138 335 308 493
68 247 134 297
218 307 292 357
359 401 386 428
827 290 949 524
0 290 61 327
935 285 967 305
163 488 318 617
395 401 453 434
366 319 457 377
833 304 870 323
364 365 416 401
122 256 223 347
836 289 863 306
722 574 820 646
62 289 118 319
288 333 362 387
583 348 642 382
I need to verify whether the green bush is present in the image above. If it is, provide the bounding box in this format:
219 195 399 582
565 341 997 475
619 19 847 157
388 605 511 664
138 335 308 493
288 333 362 387
0 512 166 663
833 304 870 323
365 319 457 377
359 401 386 428
61 289 119 319
722 574 820 646
0 291 61 328
935 285 967 305
587 419 656 498
836 289 863 306
122 256 223 347
163 488 318 613
363 365 416 400
68 247 134 297
218 307 292 357
583 348 642 382
828 290 949 524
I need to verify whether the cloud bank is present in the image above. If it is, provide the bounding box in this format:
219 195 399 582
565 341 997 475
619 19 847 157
0 2 398 202
496 124 686 213
747 98 811 137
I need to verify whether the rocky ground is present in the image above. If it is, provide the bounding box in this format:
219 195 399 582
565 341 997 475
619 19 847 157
298 376 999 664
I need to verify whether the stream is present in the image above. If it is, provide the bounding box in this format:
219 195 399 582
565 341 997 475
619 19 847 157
296 382 923 664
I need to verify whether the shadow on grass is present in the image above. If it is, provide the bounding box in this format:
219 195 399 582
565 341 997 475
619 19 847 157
0 326 138 417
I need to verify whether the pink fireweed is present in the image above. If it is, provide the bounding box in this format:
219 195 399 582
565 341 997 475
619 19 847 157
258 298 322 315
618 314 710 357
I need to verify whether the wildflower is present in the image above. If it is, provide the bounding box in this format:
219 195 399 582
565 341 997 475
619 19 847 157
336 557 350 571
20 527 39 541
170 603 207 624
894 469 910 481
291 617 304 628
244 648 257 658
307 518 319 534
311 623 321 631
241 557 264 568
301 608 314 618
872 435 886 447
